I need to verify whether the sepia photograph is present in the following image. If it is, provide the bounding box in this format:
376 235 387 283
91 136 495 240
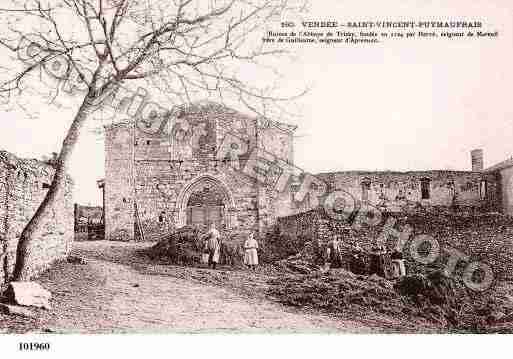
0 0 512 357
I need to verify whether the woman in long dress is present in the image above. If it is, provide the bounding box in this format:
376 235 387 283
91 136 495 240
243 232 259 270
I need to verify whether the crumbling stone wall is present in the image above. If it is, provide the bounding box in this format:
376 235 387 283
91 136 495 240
275 208 372 248
104 123 135 240
316 170 498 212
0 151 74 283
276 170 500 250
276 209 322 239
270 170 500 223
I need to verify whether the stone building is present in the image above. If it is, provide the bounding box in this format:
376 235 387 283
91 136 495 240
0 151 74 282
102 101 510 240
484 156 513 216
74 204 104 240
103 102 296 240
315 170 498 214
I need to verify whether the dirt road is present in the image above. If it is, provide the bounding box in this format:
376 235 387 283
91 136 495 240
34 241 378 333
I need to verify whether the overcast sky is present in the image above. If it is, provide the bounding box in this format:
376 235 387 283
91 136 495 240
1 0 512 206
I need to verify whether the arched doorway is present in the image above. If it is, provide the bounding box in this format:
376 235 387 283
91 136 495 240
186 184 226 229
176 175 235 229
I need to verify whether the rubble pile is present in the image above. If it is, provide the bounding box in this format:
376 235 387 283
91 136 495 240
268 269 414 320
267 265 513 332
147 226 204 265
147 227 245 266
257 229 311 263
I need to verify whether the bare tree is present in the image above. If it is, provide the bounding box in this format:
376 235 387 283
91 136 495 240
0 0 306 281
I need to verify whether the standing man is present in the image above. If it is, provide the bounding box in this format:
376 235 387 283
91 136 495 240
206 222 221 270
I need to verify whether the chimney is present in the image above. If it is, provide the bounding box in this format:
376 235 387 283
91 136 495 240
471 149 484 171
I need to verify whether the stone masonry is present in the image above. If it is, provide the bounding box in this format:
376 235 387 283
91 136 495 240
316 170 499 212
0 151 74 283
103 101 505 241
104 102 295 240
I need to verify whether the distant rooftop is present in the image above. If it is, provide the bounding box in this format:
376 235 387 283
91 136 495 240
485 157 513 173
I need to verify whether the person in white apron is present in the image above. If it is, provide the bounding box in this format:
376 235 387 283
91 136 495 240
243 232 259 270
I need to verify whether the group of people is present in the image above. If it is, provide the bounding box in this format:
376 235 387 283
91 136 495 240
325 230 406 279
325 232 364 273
202 223 259 270
201 223 405 278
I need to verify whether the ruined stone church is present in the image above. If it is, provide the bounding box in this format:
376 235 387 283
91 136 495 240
101 102 513 241
102 102 298 240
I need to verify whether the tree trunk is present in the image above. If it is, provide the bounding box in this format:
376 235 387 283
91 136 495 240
12 92 99 281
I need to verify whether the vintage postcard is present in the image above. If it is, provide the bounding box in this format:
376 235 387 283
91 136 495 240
0 0 512 357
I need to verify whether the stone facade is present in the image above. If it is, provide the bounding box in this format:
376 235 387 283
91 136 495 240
315 170 499 213
484 158 513 216
104 102 296 240
263 169 500 223
0 151 74 283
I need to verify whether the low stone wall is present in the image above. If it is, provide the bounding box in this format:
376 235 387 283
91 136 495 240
275 209 322 239
275 208 374 253
276 204 513 285
275 203 500 252
0 151 74 283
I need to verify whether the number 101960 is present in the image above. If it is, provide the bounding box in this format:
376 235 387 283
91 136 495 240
19 342 51 351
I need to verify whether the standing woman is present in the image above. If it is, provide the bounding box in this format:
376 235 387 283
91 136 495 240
244 232 259 270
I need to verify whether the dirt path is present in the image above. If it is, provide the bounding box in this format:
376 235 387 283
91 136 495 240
34 241 377 333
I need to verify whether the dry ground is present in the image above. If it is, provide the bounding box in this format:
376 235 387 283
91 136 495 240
1 241 425 334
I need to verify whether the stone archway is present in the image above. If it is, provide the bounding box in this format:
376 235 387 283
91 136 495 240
175 174 236 229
